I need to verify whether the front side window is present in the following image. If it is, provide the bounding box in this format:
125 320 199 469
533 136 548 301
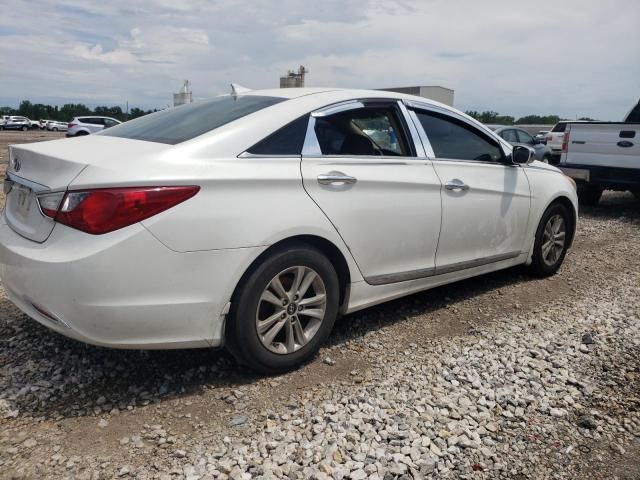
415 110 504 163
313 106 412 156
101 95 285 145
500 129 518 143
516 129 534 144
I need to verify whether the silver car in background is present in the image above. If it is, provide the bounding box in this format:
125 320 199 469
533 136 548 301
66 116 121 137
490 126 552 163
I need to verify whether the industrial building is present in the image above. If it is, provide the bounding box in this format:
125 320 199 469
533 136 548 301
280 66 308 88
379 85 455 106
173 80 193 106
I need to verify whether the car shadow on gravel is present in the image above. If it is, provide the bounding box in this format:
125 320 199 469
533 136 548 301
581 191 640 221
0 262 543 421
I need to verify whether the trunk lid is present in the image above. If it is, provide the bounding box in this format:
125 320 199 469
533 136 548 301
4 136 171 242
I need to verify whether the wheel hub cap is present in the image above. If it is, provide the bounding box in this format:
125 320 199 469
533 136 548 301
542 214 566 266
255 266 327 355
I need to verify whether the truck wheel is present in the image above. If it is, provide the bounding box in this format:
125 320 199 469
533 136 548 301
577 185 603 207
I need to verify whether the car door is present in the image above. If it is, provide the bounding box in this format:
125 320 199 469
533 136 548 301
301 100 443 284
408 105 531 271
515 129 544 160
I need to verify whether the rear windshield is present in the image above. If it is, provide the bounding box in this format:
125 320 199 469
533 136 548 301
551 122 567 133
100 95 285 145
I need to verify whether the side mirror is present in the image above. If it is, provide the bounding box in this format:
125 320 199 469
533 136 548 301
512 145 534 165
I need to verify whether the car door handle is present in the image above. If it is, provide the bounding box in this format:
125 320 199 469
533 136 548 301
445 179 470 191
317 171 357 185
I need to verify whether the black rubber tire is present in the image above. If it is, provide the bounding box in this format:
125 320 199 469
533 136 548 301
76 130 89 136
529 202 572 277
52 127 58 131
21 125 27 131
577 184 602 207
542 154 550 164
226 244 340 374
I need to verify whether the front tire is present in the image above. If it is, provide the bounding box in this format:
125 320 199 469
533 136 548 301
529 203 572 277
21 125 27 131
226 245 340 374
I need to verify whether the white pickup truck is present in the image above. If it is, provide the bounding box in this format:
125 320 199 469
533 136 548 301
558 100 640 206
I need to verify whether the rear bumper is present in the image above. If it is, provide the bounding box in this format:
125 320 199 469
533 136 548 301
0 216 265 349
559 164 640 190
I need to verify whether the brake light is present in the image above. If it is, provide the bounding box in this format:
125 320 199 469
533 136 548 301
561 131 569 153
44 186 199 234
68 123 76 129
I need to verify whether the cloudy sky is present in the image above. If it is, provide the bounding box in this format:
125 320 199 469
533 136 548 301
1 0 638 120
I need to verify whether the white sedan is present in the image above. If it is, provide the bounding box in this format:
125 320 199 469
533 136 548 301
0 88 578 372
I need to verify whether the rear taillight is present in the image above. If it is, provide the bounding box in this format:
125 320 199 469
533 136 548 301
68 122 76 129
39 186 199 234
561 131 569 153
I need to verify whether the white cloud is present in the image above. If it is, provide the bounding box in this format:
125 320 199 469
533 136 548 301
0 0 638 119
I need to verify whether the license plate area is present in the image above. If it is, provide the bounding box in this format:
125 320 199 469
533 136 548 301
14 185 34 217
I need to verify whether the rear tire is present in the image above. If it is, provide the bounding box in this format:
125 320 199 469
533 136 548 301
529 202 572 277
226 245 340 374
577 184 603 207
75 130 89 136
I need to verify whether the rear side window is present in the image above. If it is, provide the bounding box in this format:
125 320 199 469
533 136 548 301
415 111 504 162
314 106 412 156
247 115 309 155
101 95 285 145
500 129 518 143
551 122 566 132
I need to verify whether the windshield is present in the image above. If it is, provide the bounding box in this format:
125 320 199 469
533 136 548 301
100 95 285 145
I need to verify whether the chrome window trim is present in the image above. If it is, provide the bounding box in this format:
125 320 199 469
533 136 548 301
403 99 513 156
237 152 301 159
365 250 522 285
302 115 322 156
311 100 365 118
397 101 427 158
302 99 423 160
406 109 435 158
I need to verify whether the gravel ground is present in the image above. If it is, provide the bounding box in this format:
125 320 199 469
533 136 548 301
0 132 639 479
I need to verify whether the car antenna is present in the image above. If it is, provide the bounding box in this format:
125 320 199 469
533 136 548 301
230 83 252 98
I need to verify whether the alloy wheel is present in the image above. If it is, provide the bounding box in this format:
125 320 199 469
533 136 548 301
541 214 566 266
255 266 327 354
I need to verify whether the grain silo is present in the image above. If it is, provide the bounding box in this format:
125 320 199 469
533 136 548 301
280 66 308 88
173 80 193 106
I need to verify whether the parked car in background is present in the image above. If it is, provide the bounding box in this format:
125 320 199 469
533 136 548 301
66 116 121 137
0 87 578 373
490 126 552 163
40 119 56 130
534 130 549 142
0 116 32 131
46 121 68 132
0 116 9 128
559 100 640 206
547 121 589 163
